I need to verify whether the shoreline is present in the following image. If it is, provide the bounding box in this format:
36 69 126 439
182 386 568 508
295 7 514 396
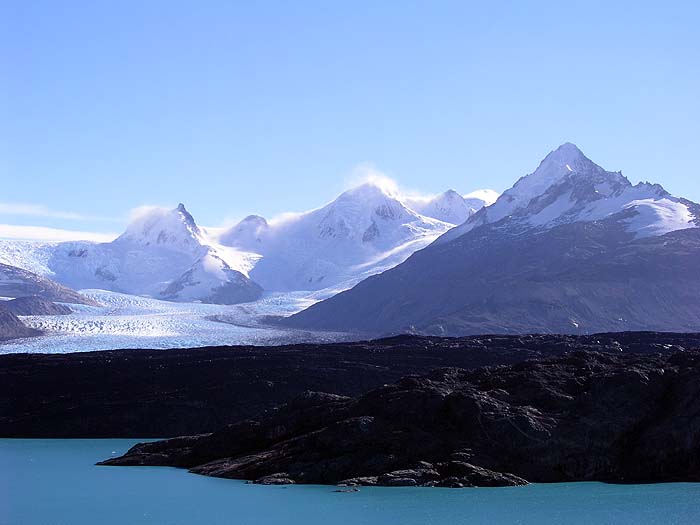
93 343 700 488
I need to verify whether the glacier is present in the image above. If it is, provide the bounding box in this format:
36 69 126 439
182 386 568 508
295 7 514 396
0 180 495 352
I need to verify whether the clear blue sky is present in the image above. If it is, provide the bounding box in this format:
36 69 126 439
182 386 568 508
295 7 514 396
1 0 699 236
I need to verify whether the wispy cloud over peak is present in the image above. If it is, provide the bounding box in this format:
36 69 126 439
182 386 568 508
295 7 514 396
345 163 402 197
127 205 172 222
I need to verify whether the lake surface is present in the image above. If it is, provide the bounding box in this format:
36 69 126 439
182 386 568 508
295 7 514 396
2 439 700 525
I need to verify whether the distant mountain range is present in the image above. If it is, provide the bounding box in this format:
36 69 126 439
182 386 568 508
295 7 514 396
286 144 700 335
0 184 494 304
2 142 698 338
219 184 495 292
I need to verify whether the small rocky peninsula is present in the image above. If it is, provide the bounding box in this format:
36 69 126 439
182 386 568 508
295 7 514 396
101 348 700 487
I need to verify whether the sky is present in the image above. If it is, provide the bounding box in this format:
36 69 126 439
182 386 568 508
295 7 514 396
1 0 699 239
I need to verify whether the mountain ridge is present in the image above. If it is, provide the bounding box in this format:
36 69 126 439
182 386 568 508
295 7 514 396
99 347 700 487
286 144 700 336
221 182 455 292
0 181 494 304
440 143 697 243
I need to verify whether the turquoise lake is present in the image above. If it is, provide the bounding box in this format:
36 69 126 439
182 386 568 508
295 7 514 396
2 439 700 524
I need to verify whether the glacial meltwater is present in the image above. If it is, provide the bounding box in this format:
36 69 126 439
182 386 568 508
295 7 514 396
2 439 700 524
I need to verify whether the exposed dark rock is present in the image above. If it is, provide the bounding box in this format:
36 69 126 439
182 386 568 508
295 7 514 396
0 262 99 306
251 473 296 485
0 306 41 341
2 296 72 316
101 348 700 487
4 332 700 438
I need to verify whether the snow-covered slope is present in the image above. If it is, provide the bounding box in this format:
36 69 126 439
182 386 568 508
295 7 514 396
441 143 699 243
219 215 269 251
114 203 206 256
220 182 456 291
0 240 56 277
160 251 262 304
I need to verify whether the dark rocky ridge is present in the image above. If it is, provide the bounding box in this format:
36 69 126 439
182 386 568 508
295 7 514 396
0 262 99 306
2 333 699 439
102 349 700 487
0 307 40 341
1 296 73 316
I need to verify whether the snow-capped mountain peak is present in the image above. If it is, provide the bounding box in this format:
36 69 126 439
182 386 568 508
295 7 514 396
176 203 200 232
116 203 205 255
342 180 399 198
405 190 474 225
0 202 265 305
463 189 500 207
317 183 423 242
216 181 459 292
508 143 606 206
540 141 589 167
403 188 498 225
440 143 699 243
286 145 700 338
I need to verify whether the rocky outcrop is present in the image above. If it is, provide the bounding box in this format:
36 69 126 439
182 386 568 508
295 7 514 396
2 296 72 316
0 307 40 341
4 332 699 438
102 349 700 487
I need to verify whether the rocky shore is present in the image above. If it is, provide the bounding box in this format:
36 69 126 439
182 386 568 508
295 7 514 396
102 348 700 487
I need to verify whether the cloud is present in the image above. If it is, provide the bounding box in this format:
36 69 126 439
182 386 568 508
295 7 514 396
262 163 440 228
345 162 501 207
400 195 434 210
195 164 503 234
344 162 402 197
267 211 307 227
127 205 171 222
345 163 448 208
0 202 114 221
0 224 118 243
